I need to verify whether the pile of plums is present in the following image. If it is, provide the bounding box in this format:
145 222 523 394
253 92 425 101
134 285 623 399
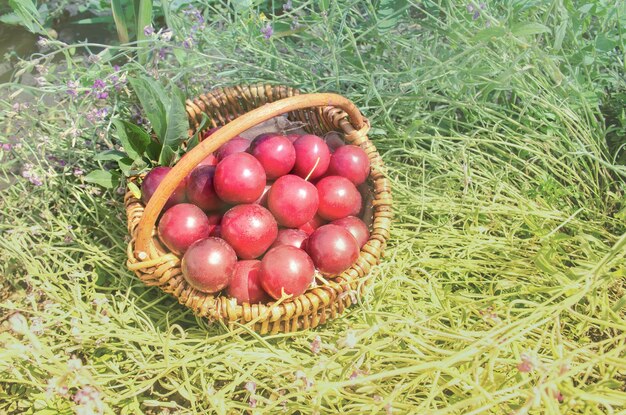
141 129 371 305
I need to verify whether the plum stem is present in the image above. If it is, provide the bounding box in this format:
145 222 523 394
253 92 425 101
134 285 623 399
304 157 321 181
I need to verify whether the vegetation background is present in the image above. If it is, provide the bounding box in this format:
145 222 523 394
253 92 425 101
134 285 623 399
0 0 625 413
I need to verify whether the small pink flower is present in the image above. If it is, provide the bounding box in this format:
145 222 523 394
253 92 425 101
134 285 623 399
517 352 538 373
310 335 322 354
74 385 105 415
295 370 313 390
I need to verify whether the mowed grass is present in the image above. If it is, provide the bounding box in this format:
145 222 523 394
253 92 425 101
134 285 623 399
1 1 625 413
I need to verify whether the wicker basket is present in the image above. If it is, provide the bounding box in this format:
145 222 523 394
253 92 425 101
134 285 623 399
125 84 392 334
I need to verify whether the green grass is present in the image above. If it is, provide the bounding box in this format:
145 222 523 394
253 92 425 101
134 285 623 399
1 1 626 413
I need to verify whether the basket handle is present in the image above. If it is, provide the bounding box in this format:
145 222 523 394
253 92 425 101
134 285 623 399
134 92 367 256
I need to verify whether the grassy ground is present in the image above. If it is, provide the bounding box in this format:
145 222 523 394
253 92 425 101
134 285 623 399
1 1 625 414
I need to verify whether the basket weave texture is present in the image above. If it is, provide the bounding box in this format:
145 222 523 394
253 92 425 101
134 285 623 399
125 84 392 334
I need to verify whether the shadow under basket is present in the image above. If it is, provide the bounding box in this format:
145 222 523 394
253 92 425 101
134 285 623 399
125 84 392 334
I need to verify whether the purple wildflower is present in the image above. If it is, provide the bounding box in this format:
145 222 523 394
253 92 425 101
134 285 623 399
467 3 474 12
113 65 120 72
144 25 154 36
29 176 43 187
261 23 274 40
67 80 78 97
473 10 480 19
184 7 205 24
22 164 43 186
91 79 109 99
86 108 109 123
182 37 194 49
1 143 12 151
283 0 293 11
73 168 84 177
479 2 486 9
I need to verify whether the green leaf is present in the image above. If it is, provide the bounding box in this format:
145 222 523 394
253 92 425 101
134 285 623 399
128 76 167 141
117 157 134 176
145 141 161 162
136 0 153 64
8 0 45 34
159 145 176 167
94 149 127 161
111 0 129 43
159 85 189 165
71 16 116 24
472 27 506 42
186 114 210 153
595 34 617 52
232 0 263 13
578 3 594 14
376 0 409 33
128 181 142 199
553 20 567 51
0 12 22 25
511 22 551 37
84 170 120 189
112 118 151 160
